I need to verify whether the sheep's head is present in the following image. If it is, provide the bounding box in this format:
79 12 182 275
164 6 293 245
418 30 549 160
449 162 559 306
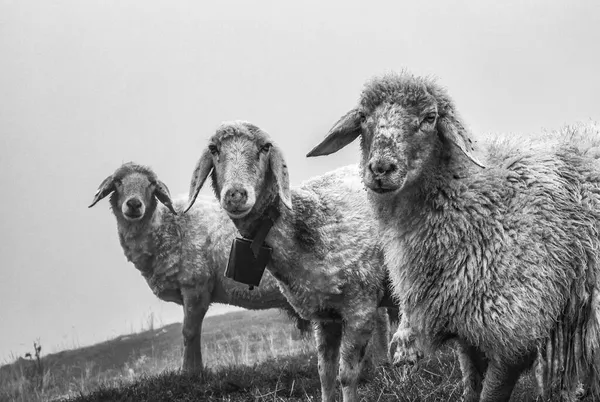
307 72 484 194
185 121 292 219
89 162 176 221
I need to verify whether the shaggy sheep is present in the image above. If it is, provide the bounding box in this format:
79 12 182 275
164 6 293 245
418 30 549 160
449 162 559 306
88 162 312 373
185 122 404 402
307 72 600 401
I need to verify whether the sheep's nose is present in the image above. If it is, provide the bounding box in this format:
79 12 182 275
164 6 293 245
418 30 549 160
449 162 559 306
225 187 248 206
369 159 397 176
126 198 142 210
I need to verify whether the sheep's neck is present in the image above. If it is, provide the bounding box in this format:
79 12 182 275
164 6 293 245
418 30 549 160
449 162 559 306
420 163 475 212
117 216 159 278
370 161 471 238
263 202 314 295
231 193 295 283
233 193 280 240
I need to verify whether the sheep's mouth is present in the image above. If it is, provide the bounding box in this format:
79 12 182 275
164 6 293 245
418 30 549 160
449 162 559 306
225 207 252 219
123 211 143 220
365 179 401 194
362 166 405 195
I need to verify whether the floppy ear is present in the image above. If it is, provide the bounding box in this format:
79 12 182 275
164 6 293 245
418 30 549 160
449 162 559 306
306 109 363 157
88 175 115 208
269 144 292 210
184 148 214 213
436 114 486 168
154 180 177 215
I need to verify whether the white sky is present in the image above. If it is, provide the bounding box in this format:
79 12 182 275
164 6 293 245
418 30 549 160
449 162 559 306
1 0 599 362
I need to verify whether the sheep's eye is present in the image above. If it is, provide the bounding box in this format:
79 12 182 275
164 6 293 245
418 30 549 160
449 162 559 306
208 145 219 155
260 143 272 153
359 113 367 124
113 179 122 186
423 113 436 125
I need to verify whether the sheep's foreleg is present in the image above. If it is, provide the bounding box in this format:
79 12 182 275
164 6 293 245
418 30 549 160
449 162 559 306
181 288 210 374
456 341 488 402
361 308 390 380
314 321 342 402
479 357 530 402
339 314 375 402
389 314 424 366
370 308 391 365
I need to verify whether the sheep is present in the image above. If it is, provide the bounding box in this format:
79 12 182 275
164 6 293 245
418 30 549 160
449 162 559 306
88 162 312 374
184 122 407 402
307 72 600 401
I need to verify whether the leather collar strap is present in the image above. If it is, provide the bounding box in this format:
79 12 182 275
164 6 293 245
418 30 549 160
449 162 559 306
249 195 281 258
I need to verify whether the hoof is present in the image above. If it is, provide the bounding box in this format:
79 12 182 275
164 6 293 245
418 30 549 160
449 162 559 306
389 327 424 367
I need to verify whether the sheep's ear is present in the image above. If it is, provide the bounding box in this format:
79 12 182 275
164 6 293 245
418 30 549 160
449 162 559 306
269 145 292 210
184 148 214 213
88 175 115 208
306 109 363 157
154 180 177 215
436 115 486 168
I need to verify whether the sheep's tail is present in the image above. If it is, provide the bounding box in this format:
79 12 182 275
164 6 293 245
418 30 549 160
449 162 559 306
541 280 600 399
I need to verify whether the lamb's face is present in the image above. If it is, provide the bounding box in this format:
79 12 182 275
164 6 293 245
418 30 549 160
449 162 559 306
113 172 154 221
360 101 439 194
89 163 177 218
208 125 272 219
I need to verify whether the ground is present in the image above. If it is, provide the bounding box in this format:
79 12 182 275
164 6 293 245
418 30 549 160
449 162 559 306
0 309 556 402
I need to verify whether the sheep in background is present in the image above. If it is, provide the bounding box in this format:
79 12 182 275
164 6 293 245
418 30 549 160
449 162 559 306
185 123 407 402
307 72 600 401
88 162 311 374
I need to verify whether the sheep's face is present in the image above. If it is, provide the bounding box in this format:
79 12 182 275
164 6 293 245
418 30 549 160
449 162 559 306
186 122 292 218
360 102 439 194
113 172 155 221
89 162 177 219
306 73 485 193
209 137 265 219
207 124 274 219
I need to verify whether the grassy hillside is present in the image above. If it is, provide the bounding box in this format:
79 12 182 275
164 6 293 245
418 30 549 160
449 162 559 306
0 308 574 402
54 350 468 402
0 309 310 402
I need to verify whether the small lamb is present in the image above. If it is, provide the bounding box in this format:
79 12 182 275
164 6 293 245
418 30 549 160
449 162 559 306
184 122 407 402
89 162 311 373
308 72 600 401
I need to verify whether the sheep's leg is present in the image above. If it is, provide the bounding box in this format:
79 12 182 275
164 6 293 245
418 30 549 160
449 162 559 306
390 314 424 366
370 308 391 365
479 358 530 402
314 321 342 402
181 288 210 373
360 309 390 382
456 341 488 402
339 314 375 402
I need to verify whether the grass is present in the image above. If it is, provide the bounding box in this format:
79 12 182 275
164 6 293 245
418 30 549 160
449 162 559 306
0 308 583 402
56 349 471 402
0 309 310 402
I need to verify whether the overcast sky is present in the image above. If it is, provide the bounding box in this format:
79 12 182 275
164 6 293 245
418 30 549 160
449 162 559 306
1 0 599 362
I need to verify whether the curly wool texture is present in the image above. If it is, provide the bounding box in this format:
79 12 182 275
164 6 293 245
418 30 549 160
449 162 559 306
213 160 391 324
265 165 389 321
359 74 600 397
194 123 391 323
108 164 308 325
